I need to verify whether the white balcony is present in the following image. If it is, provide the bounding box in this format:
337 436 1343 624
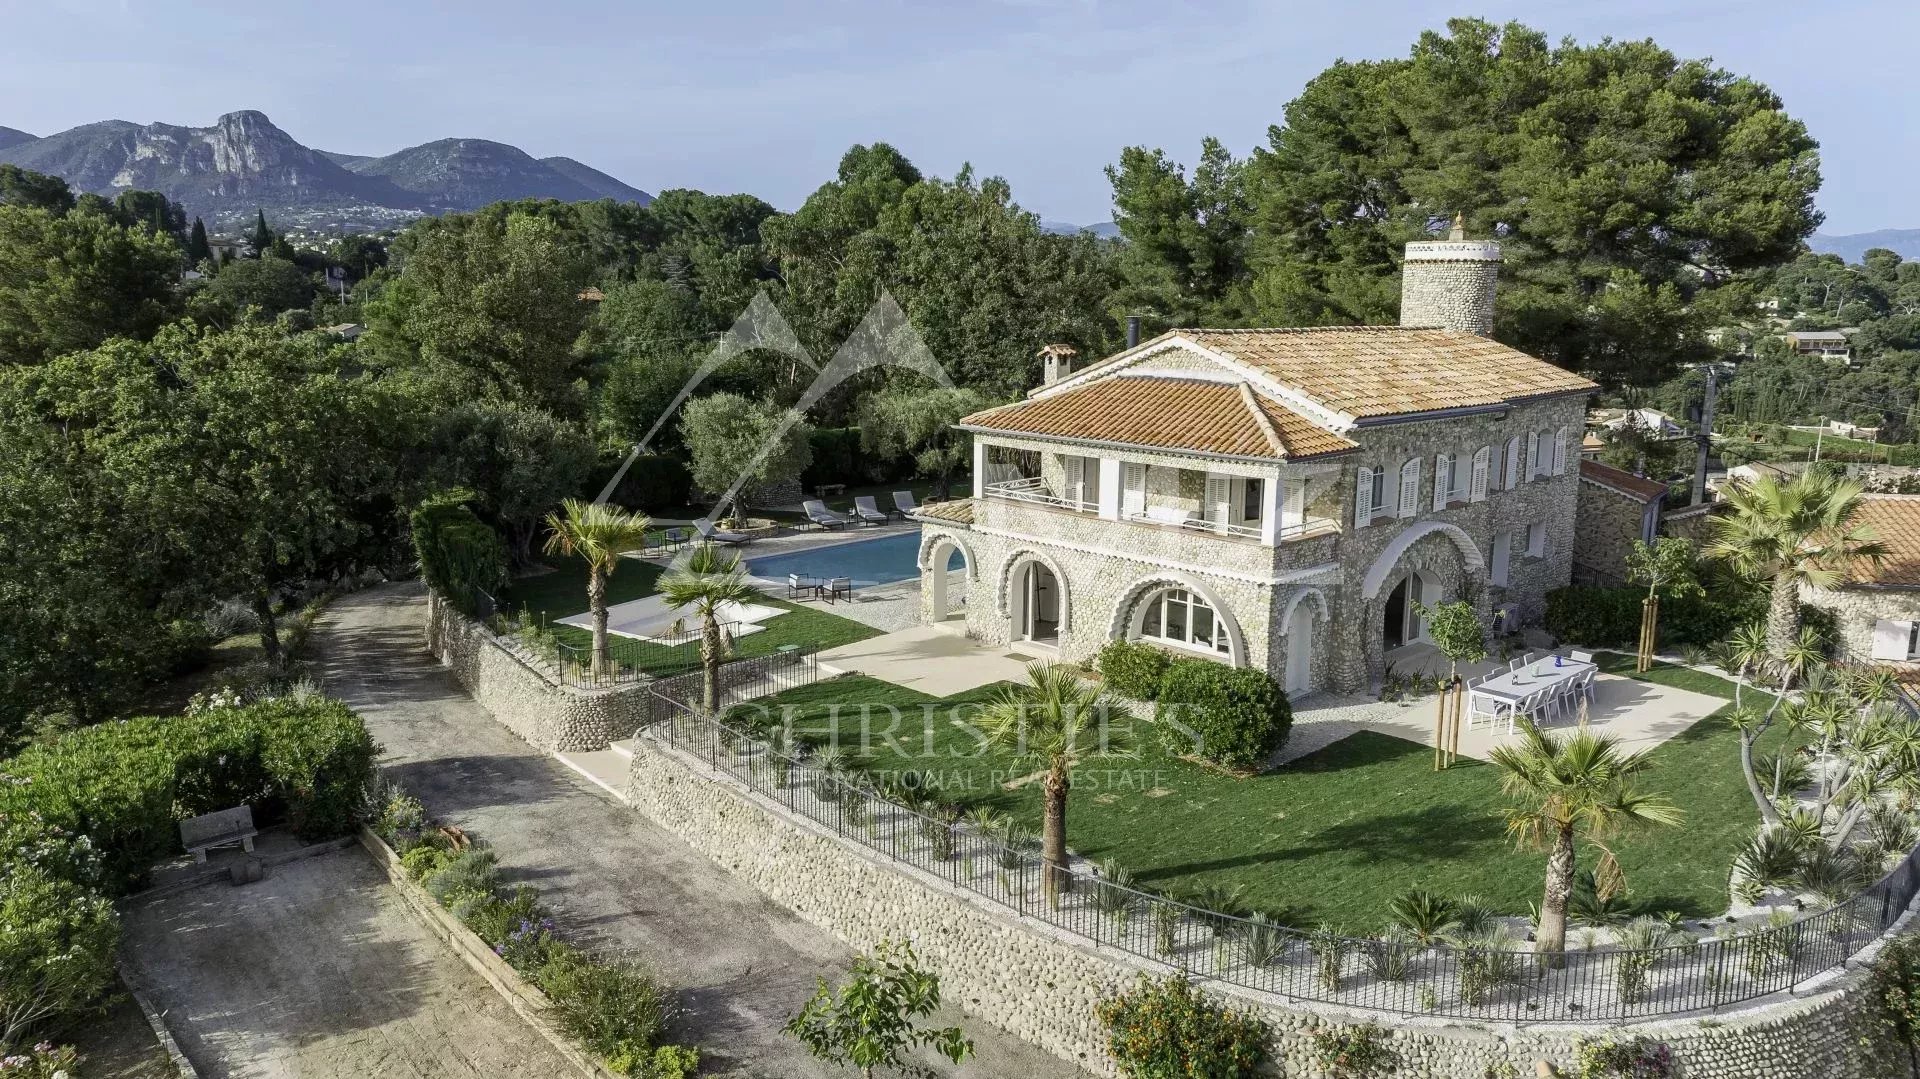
984 477 1096 514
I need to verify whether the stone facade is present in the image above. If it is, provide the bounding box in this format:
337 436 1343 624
926 396 1583 696
622 724 1904 1079
423 590 650 751
1573 474 1662 587
1803 583 1920 664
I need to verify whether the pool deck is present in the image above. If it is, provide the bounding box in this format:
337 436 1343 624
819 622 1032 696
632 521 930 635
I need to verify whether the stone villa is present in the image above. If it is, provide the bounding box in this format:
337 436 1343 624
914 229 1598 696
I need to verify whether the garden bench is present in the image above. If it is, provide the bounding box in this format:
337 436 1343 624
180 805 258 863
816 482 847 497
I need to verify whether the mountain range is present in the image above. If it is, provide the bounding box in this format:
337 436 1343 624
0 110 650 231
1041 219 1121 240
1808 229 1920 263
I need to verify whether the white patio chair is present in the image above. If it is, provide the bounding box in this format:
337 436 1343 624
1570 649 1594 664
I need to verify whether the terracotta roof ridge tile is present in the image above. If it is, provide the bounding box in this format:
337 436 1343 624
1236 381 1290 458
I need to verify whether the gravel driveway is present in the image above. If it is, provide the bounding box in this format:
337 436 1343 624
315 582 1087 1078
121 848 574 1078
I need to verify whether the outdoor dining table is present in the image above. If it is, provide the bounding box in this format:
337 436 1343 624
1467 657 1597 734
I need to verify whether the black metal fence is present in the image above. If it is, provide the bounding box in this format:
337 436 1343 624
643 689 1920 1022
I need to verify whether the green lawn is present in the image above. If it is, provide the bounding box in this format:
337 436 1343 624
732 660 1792 932
501 557 880 676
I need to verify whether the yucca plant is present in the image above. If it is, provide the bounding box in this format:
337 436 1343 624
1188 882 1249 932
1865 802 1920 864
1363 925 1415 982
1732 827 1808 900
1753 751 1812 800
1796 844 1872 905
1240 911 1286 968
1091 859 1137 928
1450 894 1498 937
1455 928 1532 1005
1307 923 1346 992
1568 868 1640 928
1388 888 1458 945
1614 916 1684 1005
1153 901 1181 958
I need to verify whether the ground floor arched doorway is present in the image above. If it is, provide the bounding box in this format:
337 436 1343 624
1010 559 1061 645
1382 570 1438 651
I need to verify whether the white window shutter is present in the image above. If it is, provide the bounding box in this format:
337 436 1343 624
1525 432 1539 480
1872 619 1912 661
1122 462 1146 516
1505 437 1521 490
1554 427 1570 475
1206 473 1231 533
1064 456 1084 505
1399 459 1421 518
1432 453 1450 511
1354 466 1373 528
1470 446 1491 502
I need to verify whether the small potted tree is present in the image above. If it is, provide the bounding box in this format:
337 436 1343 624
1416 600 1487 769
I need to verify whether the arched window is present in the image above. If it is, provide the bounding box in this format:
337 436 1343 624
1132 587 1231 656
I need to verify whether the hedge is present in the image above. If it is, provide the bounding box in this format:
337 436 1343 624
605 453 692 512
1098 640 1172 702
0 698 378 893
1155 661 1292 770
411 492 509 616
1543 586 1772 650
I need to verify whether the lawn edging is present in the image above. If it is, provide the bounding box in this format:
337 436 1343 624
356 826 623 1079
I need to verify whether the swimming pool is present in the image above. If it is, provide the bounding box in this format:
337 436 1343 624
745 530 959 587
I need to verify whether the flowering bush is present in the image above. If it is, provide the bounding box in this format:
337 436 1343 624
0 865 118 1049
495 916 564 973
0 1042 80 1079
1096 973 1269 1079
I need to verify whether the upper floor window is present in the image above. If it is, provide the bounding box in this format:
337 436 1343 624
1446 454 1469 503
1241 478 1264 524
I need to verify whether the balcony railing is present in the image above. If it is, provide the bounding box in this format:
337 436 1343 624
1123 507 1261 540
983 477 1095 513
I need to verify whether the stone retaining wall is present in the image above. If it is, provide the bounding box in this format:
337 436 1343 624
622 731 1906 1079
423 590 649 752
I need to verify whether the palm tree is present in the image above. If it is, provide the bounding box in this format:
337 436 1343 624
1705 470 1887 660
660 558 763 714
1487 723 1682 960
975 663 1119 909
541 499 653 676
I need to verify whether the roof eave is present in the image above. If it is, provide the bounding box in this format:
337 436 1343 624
956 424 1355 466
1347 386 1596 428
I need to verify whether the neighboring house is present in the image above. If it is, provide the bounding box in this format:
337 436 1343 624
1783 330 1852 362
1572 460 1668 586
323 322 365 341
914 229 1596 696
1592 408 1686 440
1802 495 1920 664
1709 460 1807 498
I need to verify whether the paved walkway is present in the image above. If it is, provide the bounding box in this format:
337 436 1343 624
122 847 573 1078
315 583 1085 1079
819 622 1036 696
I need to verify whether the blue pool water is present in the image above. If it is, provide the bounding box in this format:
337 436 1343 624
746 530 959 586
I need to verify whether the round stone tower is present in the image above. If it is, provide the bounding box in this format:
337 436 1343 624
1398 215 1501 336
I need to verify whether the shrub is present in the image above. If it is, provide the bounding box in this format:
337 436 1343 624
1155 661 1291 770
1097 973 1269 1079
461 886 544 948
400 844 452 882
0 864 120 1048
0 698 375 892
634 1044 700 1079
540 952 672 1072
421 849 500 904
375 792 428 844
1310 1022 1396 1078
1543 584 1770 650
611 453 692 512
410 491 510 615
1098 640 1171 702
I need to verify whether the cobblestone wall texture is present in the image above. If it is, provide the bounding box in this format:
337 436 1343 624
423 590 649 751
621 726 1903 1079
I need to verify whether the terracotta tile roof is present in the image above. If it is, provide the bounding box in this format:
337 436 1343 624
1080 328 1596 423
960 376 1357 461
1579 459 1668 504
914 499 975 526
1845 495 1920 589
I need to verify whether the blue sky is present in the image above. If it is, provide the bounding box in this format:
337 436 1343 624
3 0 1912 234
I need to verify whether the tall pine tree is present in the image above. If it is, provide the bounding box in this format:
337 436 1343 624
186 217 212 265
250 209 272 257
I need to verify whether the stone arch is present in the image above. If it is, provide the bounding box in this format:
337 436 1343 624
1277 586 1331 636
917 530 976 582
1106 572 1248 667
997 549 1073 635
1360 521 1485 600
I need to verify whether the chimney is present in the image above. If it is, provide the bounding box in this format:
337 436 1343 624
1126 315 1141 349
1399 213 1501 336
1038 343 1079 385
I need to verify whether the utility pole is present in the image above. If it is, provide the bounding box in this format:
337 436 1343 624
1692 364 1721 505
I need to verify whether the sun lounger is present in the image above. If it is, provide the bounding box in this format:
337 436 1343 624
803 500 850 530
890 490 917 518
852 496 889 525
